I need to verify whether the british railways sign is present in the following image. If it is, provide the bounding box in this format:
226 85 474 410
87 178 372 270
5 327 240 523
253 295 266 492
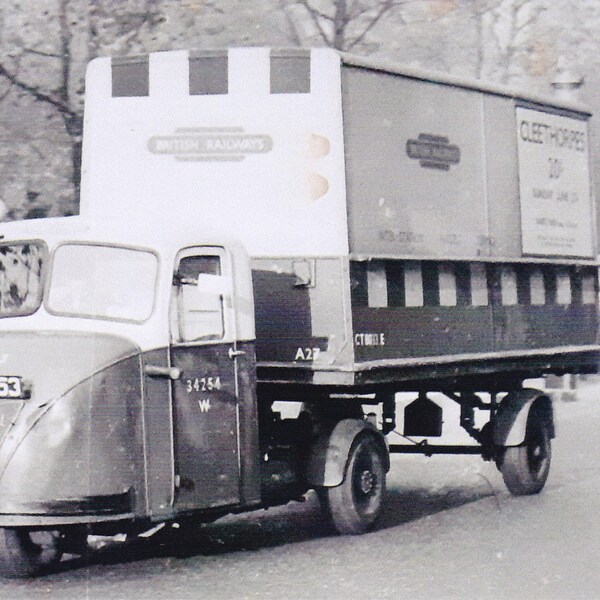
148 127 273 161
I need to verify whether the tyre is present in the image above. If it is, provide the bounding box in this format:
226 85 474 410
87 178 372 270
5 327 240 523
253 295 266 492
501 412 552 496
0 528 63 578
60 526 89 556
320 435 386 535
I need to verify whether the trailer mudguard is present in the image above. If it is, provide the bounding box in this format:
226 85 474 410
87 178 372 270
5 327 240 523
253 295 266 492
306 419 389 488
493 389 554 447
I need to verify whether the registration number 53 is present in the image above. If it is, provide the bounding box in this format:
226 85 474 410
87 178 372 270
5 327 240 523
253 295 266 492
0 376 24 399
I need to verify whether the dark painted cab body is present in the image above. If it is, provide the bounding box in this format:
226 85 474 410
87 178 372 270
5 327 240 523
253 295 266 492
0 229 260 528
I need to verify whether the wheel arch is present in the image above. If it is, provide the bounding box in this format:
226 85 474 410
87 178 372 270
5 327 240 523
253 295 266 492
306 418 389 488
493 388 554 447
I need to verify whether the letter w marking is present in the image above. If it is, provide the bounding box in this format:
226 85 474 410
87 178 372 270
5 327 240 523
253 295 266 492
198 399 211 413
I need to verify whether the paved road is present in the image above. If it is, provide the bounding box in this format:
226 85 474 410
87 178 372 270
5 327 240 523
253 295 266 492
2 387 600 599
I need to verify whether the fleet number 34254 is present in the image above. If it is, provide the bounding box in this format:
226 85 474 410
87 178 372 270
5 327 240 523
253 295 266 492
186 377 222 393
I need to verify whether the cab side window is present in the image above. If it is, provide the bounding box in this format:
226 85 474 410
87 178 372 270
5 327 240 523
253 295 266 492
173 253 225 343
178 255 221 279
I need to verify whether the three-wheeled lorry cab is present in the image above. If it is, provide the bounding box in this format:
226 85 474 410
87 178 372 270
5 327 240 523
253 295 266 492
0 47 598 577
0 215 394 579
0 217 272 577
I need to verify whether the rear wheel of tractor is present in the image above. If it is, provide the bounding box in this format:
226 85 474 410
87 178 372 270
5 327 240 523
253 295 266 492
501 413 552 496
0 528 63 578
321 435 386 535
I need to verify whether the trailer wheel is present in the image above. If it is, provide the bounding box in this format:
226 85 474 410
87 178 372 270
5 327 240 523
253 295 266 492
501 412 552 496
320 435 386 535
0 528 62 578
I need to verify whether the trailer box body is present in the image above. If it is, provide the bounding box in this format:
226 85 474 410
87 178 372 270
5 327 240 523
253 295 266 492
340 60 598 380
80 48 598 388
343 65 594 260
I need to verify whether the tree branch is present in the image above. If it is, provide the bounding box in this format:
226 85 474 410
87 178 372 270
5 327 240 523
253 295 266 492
346 2 376 21
297 0 335 23
294 0 334 45
516 6 546 35
346 0 406 21
23 48 62 59
58 0 71 108
279 0 304 47
0 63 73 118
345 1 398 50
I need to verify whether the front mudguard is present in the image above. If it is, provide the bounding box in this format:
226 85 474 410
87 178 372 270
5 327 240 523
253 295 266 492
0 356 145 525
306 419 389 488
493 389 554 448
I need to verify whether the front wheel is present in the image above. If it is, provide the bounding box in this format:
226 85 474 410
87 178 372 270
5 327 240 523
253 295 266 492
319 435 386 535
0 528 63 578
500 414 552 496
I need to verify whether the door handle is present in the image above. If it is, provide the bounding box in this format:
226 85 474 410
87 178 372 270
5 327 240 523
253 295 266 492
144 365 181 380
228 348 246 359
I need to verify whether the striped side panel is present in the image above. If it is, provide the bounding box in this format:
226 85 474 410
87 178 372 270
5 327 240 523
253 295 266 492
110 49 314 97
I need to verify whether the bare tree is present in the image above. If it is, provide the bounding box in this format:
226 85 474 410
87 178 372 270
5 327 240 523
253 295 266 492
478 0 547 83
421 0 546 83
279 0 407 52
0 0 168 216
0 0 245 219
465 0 505 79
0 0 87 212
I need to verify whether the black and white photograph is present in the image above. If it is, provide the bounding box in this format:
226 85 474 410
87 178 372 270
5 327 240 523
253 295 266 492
0 1 600 598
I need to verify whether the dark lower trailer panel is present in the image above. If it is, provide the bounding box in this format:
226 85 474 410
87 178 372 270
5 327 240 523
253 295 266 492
257 346 600 394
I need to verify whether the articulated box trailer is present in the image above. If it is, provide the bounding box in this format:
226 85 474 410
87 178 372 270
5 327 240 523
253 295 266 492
0 47 596 577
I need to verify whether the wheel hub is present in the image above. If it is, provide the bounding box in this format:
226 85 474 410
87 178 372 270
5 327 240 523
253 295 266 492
358 469 375 495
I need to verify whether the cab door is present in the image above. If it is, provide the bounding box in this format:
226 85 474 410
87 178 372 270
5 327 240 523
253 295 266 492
170 246 241 511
